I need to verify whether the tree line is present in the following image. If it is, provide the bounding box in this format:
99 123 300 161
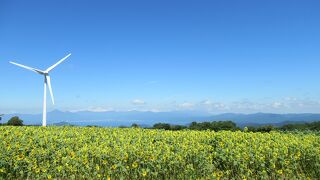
1 115 320 132
132 121 320 132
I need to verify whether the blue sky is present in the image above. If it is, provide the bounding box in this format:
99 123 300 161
1 0 320 114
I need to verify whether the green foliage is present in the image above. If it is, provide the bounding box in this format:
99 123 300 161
246 126 257 132
153 123 171 130
280 121 320 131
86 125 99 127
244 125 275 133
152 123 187 131
151 121 238 131
189 121 237 131
256 125 274 133
0 127 319 179
6 116 23 126
242 122 320 133
131 123 140 128
148 121 320 133
170 125 187 131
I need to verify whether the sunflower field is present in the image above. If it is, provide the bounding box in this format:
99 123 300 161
0 126 319 179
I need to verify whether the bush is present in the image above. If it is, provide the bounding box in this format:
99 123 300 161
189 121 237 131
245 126 257 132
153 123 171 130
170 125 187 131
131 123 140 128
6 116 23 126
279 121 320 131
256 125 274 133
0 114 3 125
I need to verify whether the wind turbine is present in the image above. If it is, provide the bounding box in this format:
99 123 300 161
10 53 71 127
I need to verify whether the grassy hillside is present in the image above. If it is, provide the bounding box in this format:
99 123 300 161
0 127 319 179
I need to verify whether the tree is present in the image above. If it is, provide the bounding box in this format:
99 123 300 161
153 123 171 130
256 125 274 133
0 114 3 125
171 125 187 131
279 121 320 131
189 122 199 130
189 121 238 131
309 121 320 131
246 126 257 132
7 116 23 126
131 123 140 128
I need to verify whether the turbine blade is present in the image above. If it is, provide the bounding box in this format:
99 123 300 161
46 53 71 72
46 75 55 105
9 61 43 74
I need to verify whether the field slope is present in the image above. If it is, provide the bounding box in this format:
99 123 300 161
0 126 319 179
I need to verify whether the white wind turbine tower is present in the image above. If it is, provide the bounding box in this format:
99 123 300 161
10 53 71 127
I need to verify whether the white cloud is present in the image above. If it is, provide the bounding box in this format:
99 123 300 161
185 97 320 113
202 100 213 106
89 107 112 112
70 107 113 112
199 100 230 111
179 102 194 109
284 97 298 101
132 99 146 105
63 97 320 114
213 103 229 110
272 102 283 108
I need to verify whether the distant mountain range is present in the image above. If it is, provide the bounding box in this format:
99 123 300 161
2 110 320 127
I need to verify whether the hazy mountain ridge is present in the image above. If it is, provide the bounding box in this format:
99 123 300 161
2 110 320 127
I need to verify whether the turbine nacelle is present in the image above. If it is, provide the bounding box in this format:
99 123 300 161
35 70 48 75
